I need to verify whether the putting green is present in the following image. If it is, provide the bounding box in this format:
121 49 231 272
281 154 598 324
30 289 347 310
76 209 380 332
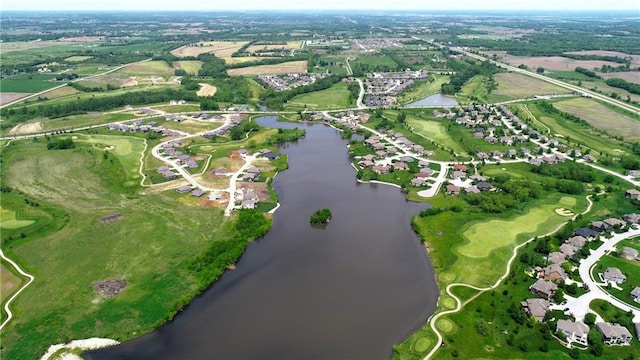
458 202 569 258
413 337 432 353
0 207 34 229
559 196 577 207
437 318 455 332
440 296 457 310
78 135 134 156
200 145 214 152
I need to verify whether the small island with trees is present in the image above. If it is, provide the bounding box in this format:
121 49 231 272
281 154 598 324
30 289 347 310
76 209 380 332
310 208 332 224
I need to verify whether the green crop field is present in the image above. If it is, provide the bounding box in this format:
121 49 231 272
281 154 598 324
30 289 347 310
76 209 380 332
285 83 353 110
115 61 175 76
0 74 61 93
553 98 640 141
353 55 399 69
174 60 203 75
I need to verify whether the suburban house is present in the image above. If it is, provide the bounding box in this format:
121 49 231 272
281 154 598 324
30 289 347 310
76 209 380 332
476 182 492 191
547 252 566 265
521 298 550 322
604 218 627 230
543 264 567 283
602 267 626 284
596 322 633 345
560 243 577 257
567 235 587 250
630 287 640 303
176 185 192 193
446 185 460 195
621 247 639 261
557 319 589 346
573 227 599 239
190 189 205 198
372 165 390 174
625 189 640 200
453 164 468 172
529 279 558 300
591 221 609 232
623 213 640 224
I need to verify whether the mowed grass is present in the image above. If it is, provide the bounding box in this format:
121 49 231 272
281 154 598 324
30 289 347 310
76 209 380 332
0 207 35 229
407 116 468 156
42 113 137 132
285 83 352 110
227 61 308 76
353 55 399 68
115 61 175 76
553 97 640 141
397 75 450 104
174 60 202 75
0 139 235 360
494 72 571 99
458 196 579 258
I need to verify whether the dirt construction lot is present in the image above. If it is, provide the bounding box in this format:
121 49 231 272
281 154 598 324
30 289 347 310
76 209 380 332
197 84 217 97
8 121 44 135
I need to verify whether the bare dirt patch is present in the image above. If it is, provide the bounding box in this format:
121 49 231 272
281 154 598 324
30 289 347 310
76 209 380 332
227 61 308 76
237 182 271 201
0 92 30 106
93 279 127 298
120 77 139 88
197 83 217 97
494 72 571 98
8 121 43 135
501 55 621 71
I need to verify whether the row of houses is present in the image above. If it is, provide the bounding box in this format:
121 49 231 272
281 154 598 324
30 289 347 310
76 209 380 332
106 121 181 137
202 114 243 138
257 72 329 91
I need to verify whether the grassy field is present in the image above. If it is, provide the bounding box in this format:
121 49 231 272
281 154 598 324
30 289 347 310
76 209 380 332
40 113 137 132
1 263 22 305
171 41 248 58
353 55 399 69
494 72 572 99
406 116 468 156
227 61 308 76
397 75 450 104
285 83 353 110
553 98 640 141
115 61 175 76
0 137 243 360
174 60 203 75
0 75 61 93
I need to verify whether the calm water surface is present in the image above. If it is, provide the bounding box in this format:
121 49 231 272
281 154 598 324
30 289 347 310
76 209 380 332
85 116 439 360
408 93 459 107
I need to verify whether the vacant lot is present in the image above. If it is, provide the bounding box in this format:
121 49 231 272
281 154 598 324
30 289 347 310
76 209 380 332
8 121 43 135
197 83 217 97
285 83 351 109
599 71 640 84
227 61 307 76
553 98 640 141
407 117 467 156
246 41 302 53
39 85 80 100
0 93 30 106
494 72 571 98
502 55 621 71
116 61 175 76
64 56 93 62
171 41 248 58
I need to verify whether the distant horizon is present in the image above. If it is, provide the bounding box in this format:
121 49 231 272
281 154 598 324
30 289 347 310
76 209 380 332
2 0 638 12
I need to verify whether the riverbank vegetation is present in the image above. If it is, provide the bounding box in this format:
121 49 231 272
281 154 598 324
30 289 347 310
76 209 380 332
310 208 332 224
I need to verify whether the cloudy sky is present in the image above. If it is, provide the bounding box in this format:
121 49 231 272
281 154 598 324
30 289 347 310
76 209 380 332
2 0 639 11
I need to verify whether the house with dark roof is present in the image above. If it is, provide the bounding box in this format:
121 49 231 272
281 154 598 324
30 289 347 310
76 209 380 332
191 189 205 198
264 152 279 160
573 228 599 239
176 185 192 193
557 320 589 346
596 322 633 345
529 279 558 300
521 298 550 322
476 182 492 191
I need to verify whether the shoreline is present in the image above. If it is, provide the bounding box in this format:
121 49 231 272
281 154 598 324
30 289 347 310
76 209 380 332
40 338 120 360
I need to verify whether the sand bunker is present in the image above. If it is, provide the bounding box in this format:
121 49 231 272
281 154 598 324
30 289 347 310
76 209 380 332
555 208 575 217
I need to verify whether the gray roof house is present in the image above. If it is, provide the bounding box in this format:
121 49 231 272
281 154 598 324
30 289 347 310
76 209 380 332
521 298 550 322
602 267 626 284
567 235 587 250
621 247 639 261
596 322 633 345
557 319 589 346
547 252 566 265
630 287 640 303
560 243 577 257
530 279 558 300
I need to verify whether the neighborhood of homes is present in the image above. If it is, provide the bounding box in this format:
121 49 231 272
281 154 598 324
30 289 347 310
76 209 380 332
523 209 640 348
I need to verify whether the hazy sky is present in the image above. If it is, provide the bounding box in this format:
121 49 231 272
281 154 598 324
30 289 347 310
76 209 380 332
2 0 639 11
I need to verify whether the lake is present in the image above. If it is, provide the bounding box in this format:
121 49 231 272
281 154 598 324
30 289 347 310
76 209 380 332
85 116 439 360
407 93 459 107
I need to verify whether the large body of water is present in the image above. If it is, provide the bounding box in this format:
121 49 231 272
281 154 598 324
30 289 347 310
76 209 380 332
408 93 459 107
85 116 439 360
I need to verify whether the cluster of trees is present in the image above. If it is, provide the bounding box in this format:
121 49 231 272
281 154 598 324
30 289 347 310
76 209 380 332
259 75 342 110
69 82 118 92
1 89 199 127
310 208 332 224
604 78 640 95
229 120 260 141
197 53 228 78
531 162 596 183
186 209 271 288
46 138 75 150
564 53 630 64
441 59 498 95
266 128 306 145
574 67 599 79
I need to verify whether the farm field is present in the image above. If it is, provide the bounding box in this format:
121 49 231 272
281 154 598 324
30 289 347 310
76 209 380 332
285 83 352 110
0 93 30 106
64 56 94 62
0 76 61 93
353 55 399 68
598 71 640 83
171 41 248 58
0 138 237 360
40 113 137 132
501 55 622 71
582 80 640 103
115 61 175 76
174 60 203 75
407 116 468 156
227 60 308 76
564 50 640 67
35 85 80 100
246 41 302 53
553 98 640 141
493 72 572 98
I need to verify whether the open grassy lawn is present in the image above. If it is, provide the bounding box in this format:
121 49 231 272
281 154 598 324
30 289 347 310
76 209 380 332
285 83 353 110
227 61 308 76
407 115 468 156
594 245 640 308
115 61 175 76
524 102 628 156
173 60 203 75
353 55 399 69
553 98 640 142
0 138 240 360
494 72 572 99
1 263 23 305
397 75 450 104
